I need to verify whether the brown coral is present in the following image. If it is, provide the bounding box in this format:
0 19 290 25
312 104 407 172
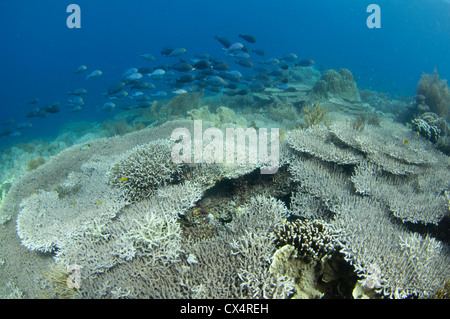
312 68 361 102
416 68 450 120
153 89 204 121
302 102 328 127
27 156 45 171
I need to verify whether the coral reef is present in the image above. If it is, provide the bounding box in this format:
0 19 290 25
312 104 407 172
1 104 449 299
187 105 248 128
286 125 362 165
411 112 450 155
413 94 430 113
56 195 294 299
412 115 442 143
416 68 450 120
274 219 339 264
289 65 321 87
152 90 204 122
108 139 183 201
301 102 328 127
312 68 361 102
27 156 45 171
16 159 128 253
286 118 450 298
41 263 82 299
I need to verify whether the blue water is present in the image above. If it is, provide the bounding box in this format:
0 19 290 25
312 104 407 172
1 0 449 149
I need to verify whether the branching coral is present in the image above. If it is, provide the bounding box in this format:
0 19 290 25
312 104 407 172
284 116 450 298
331 195 450 299
0 178 13 214
16 159 128 253
108 139 183 202
302 102 328 127
286 125 362 165
127 207 182 261
416 68 450 120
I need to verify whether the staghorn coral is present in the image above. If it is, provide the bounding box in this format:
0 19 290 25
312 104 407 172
53 181 202 279
0 119 206 297
3 112 450 299
230 230 295 299
329 119 441 174
350 160 449 225
187 105 248 128
331 195 450 299
433 279 450 299
286 124 362 165
416 68 450 120
288 156 354 210
125 202 183 262
284 116 450 298
16 159 128 253
289 188 331 221
65 195 294 299
287 119 449 225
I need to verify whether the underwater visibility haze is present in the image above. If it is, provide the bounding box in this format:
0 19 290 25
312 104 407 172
0 0 449 300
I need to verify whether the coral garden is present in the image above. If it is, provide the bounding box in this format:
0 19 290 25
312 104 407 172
0 66 449 299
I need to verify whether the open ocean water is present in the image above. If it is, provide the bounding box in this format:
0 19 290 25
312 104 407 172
0 0 449 147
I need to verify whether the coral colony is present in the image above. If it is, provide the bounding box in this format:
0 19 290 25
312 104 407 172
1 33 450 298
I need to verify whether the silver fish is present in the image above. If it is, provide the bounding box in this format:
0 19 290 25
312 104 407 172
86 70 102 79
139 53 155 61
168 48 188 57
74 65 87 73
